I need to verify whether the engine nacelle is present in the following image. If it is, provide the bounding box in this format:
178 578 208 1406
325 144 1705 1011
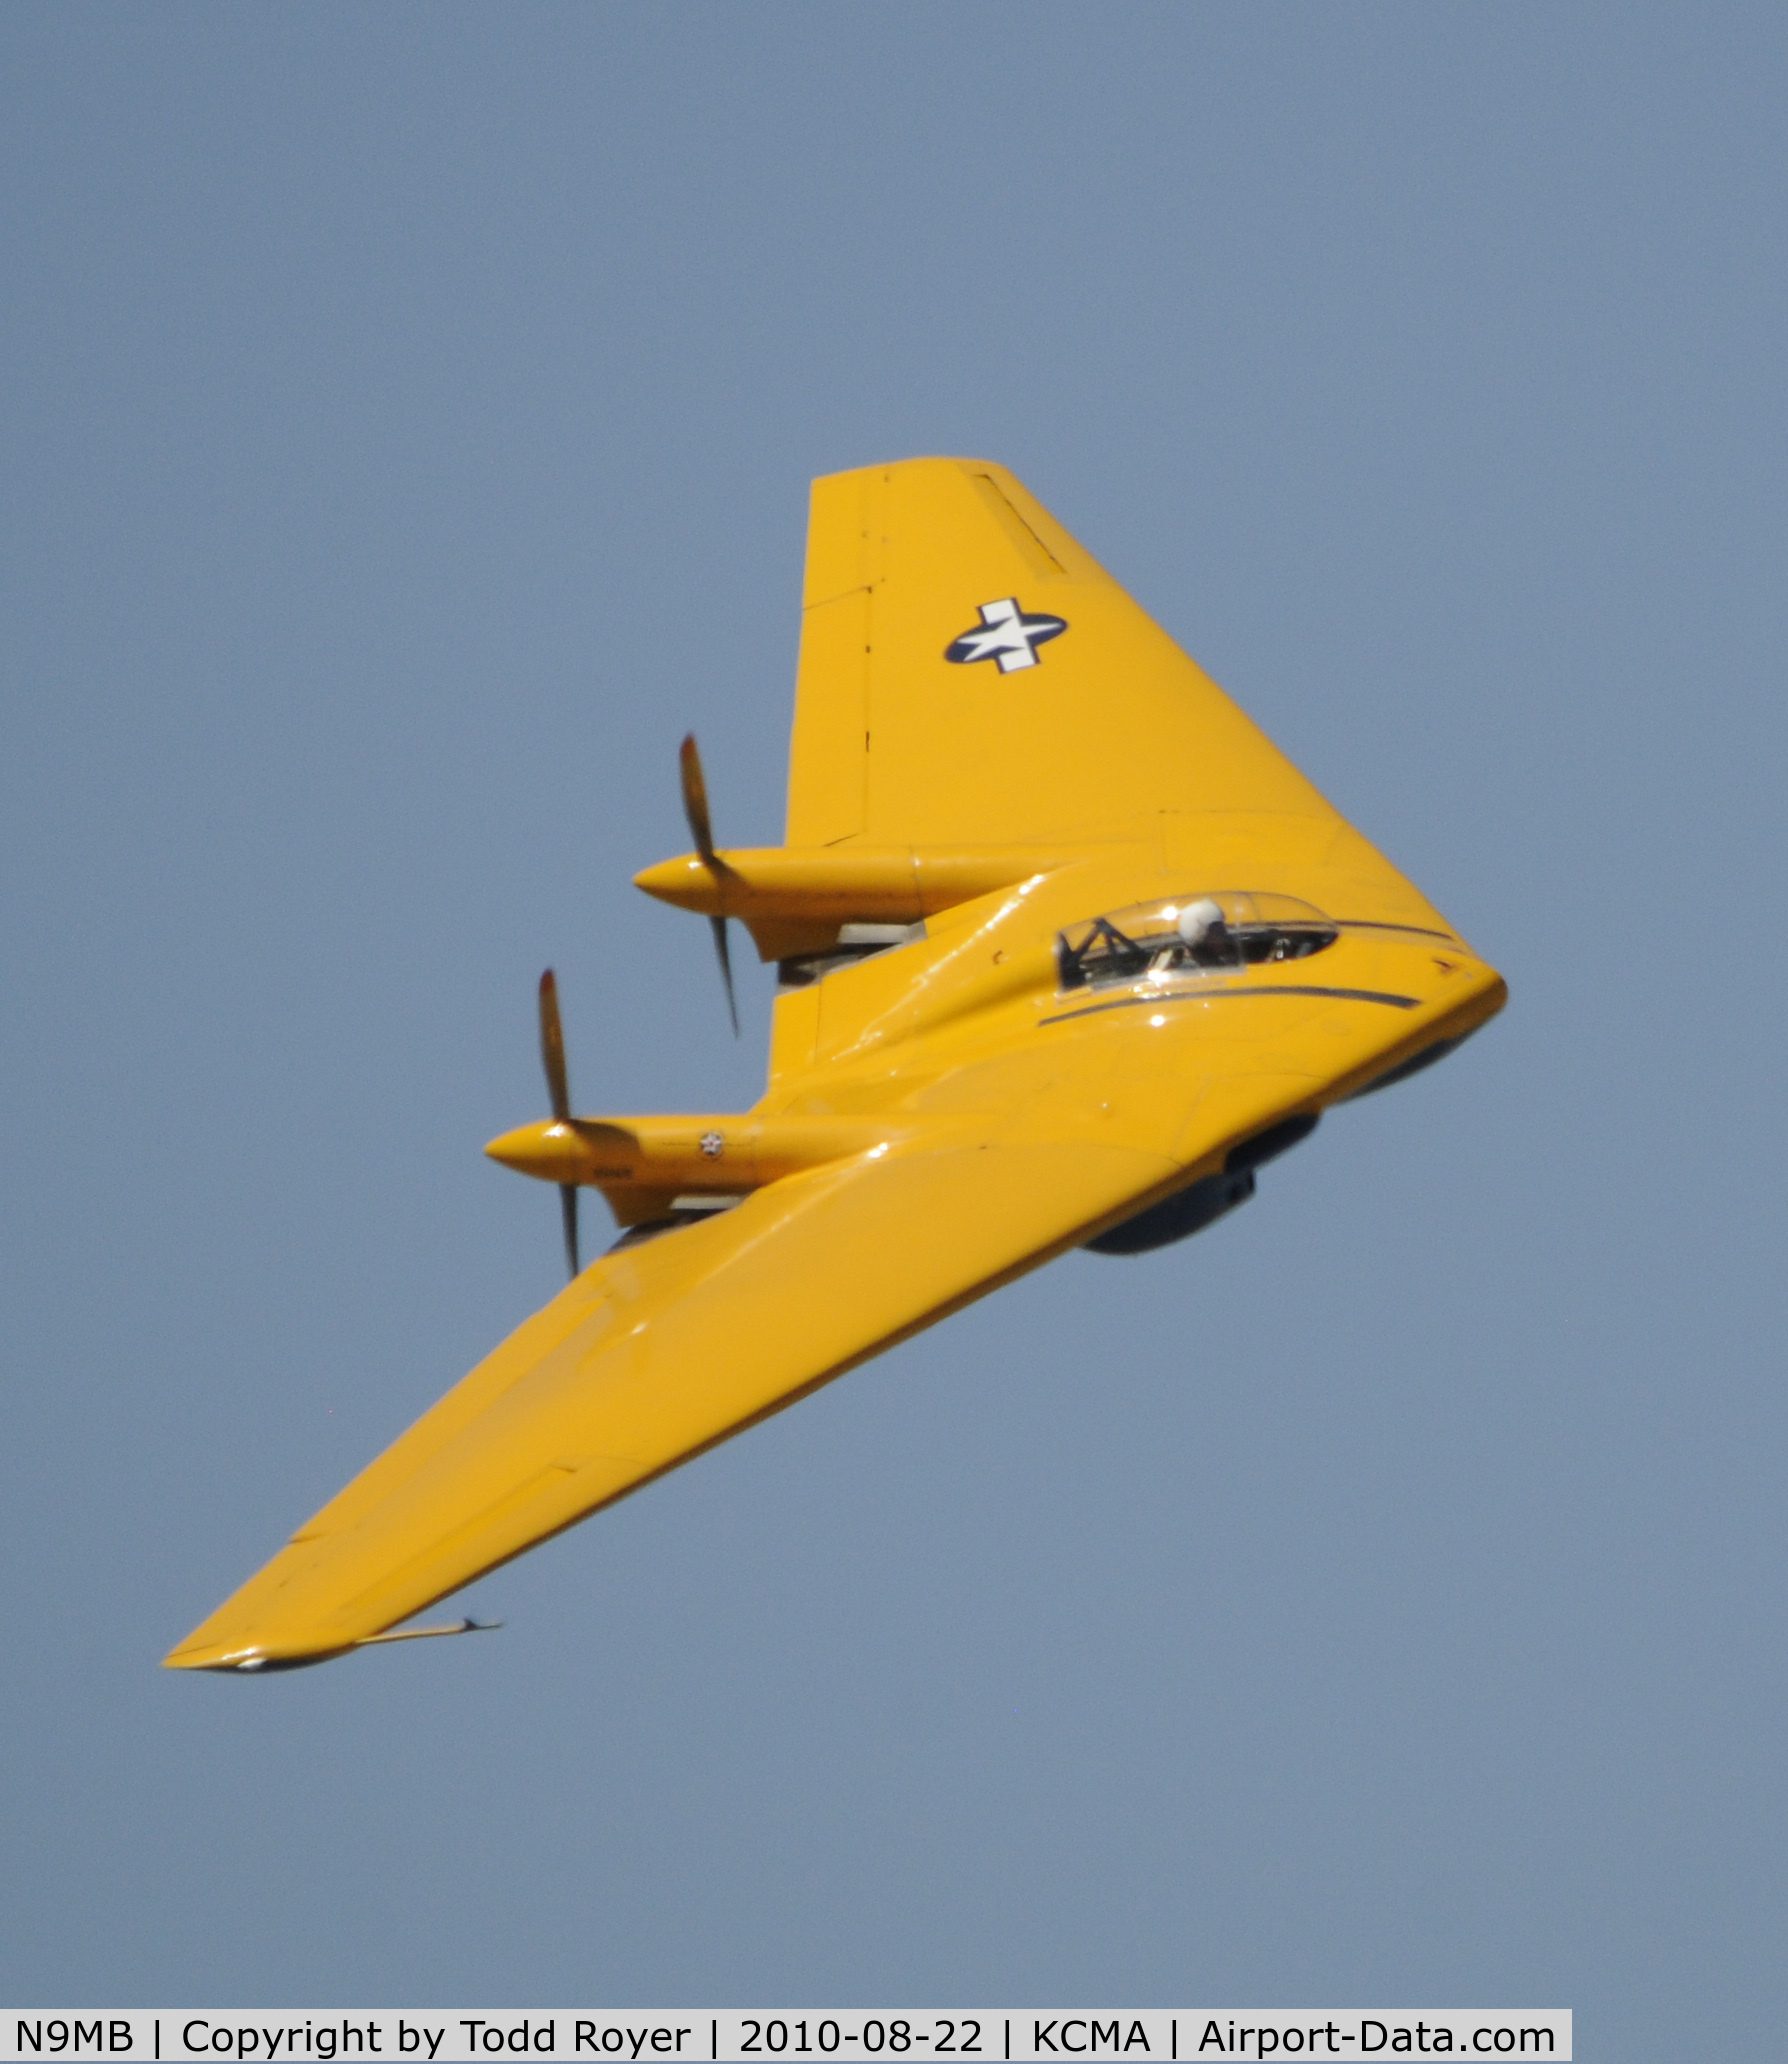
1085 1113 1319 1257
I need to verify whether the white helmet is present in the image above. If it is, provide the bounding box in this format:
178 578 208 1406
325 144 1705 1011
1176 897 1225 948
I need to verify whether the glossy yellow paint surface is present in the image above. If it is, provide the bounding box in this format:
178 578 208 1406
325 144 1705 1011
166 458 1505 1673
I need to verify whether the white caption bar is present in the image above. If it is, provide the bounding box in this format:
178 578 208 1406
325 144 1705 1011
0 2013 1570 2063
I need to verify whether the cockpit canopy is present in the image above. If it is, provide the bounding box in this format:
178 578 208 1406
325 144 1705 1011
1055 891 1338 993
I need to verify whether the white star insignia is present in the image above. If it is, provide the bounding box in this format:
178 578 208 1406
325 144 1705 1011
944 596 1069 673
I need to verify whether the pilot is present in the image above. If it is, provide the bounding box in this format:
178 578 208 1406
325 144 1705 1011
1176 897 1229 962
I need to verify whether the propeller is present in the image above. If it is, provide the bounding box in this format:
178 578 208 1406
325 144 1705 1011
537 968 580 1278
679 731 741 1037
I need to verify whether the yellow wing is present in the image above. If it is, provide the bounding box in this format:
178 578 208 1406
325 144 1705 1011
789 458 1327 847
166 1122 1183 1670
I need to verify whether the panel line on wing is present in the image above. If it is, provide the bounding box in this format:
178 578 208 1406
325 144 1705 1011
968 472 1066 579
1038 985 1420 1028
339 1463 580 1614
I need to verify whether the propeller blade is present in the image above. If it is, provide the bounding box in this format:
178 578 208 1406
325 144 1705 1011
539 970 580 1276
680 734 741 1038
710 914 740 1037
679 731 718 868
679 732 739 882
559 1182 580 1280
538 968 571 1123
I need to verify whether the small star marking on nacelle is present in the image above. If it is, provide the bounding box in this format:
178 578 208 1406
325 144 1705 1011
699 1131 725 1159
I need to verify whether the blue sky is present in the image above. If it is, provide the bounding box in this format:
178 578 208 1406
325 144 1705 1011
2 5 1783 2049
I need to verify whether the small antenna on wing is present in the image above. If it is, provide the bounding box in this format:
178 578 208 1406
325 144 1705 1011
679 732 741 1037
355 1617 503 1649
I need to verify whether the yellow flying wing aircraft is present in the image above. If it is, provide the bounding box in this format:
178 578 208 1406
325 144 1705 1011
167 458 1505 1673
